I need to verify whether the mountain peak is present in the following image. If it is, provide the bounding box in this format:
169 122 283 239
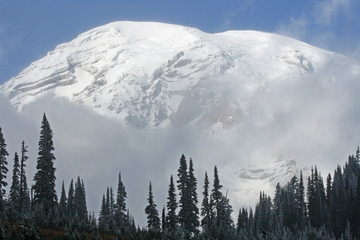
0 21 346 129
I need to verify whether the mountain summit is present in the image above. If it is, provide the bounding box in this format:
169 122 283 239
0 21 348 130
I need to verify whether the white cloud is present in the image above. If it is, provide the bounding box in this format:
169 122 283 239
276 16 309 40
315 0 353 26
276 0 357 57
216 0 253 31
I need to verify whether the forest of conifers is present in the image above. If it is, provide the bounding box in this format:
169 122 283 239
0 114 359 240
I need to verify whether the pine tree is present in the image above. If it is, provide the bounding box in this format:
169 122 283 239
98 194 109 232
201 171 210 232
145 182 160 231
0 127 9 213
115 172 127 230
177 154 189 231
166 175 177 232
19 141 30 213
33 113 57 212
9 152 21 215
74 177 87 222
67 179 75 216
211 166 223 227
58 181 67 224
187 158 199 234
162 206 166 232
307 166 327 229
298 170 307 229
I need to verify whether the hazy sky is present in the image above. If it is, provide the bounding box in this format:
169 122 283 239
0 0 359 84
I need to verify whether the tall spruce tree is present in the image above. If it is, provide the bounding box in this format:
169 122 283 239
166 175 177 232
188 158 199 234
67 179 75 216
201 172 211 233
33 113 57 212
58 181 67 222
145 182 160 231
19 141 30 213
177 153 189 231
74 177 87 222
9 152 21 218
0 127 9 212
115 172 127 229
211 166 223 226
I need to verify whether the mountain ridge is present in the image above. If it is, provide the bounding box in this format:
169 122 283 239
0 21 347 130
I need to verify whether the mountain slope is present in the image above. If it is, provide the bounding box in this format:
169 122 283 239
0 21 346 130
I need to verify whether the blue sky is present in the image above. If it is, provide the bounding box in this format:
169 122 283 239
0 0 359 84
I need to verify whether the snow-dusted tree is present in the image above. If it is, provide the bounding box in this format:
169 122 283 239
33 113 57 212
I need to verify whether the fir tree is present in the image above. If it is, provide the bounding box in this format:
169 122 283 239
9 152 21 215
211 166 223 227
58 181 67 223
187 158 199 235
177 153 189 231
98 194 109 232
33 113 57 212
67 179 75 216
19 141 30 213
115 172 127 230
166 175 177 232
162 206 166 232
145 182 160 231
74 177 87 222
0 127 9 213
201 171 210 232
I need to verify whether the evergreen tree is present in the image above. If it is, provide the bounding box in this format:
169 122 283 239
177 153 189 231
187 158 199 234
298 170 307 229
307 166 327 229
211 166 223 227
115 172 127 230
98 194 109 232
145 182 160 231
162 206 166 232
166 175 177 232
9 152 21 215
74 177 87 222
19 141 30 213
58 181 67 223
33 113 57 212
0 127 9 214
254 192 272 236
201 172 211 233
67 179 75 216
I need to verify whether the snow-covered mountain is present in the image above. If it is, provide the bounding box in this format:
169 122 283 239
1 21 360 223
0 21 347 130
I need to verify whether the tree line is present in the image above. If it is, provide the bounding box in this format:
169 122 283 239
0 113 360 239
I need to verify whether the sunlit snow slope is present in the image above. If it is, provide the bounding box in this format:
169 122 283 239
0 21 345 131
